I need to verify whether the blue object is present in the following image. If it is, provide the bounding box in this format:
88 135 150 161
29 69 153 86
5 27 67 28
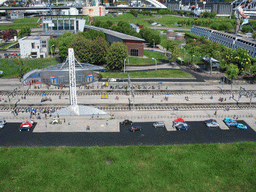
176 123 189 130
237 123 247 130
224 118 238 127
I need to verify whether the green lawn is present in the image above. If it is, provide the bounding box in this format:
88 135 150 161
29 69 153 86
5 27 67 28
128 50 168 65
1 142 256 191
100 69 194 79
0 58 58 78
94 13 155 27
11 17 38 24
0 41 18 49
0 24 39 31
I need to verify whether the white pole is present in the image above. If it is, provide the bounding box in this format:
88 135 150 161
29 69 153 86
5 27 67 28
124 59 126 73
152 58 157 70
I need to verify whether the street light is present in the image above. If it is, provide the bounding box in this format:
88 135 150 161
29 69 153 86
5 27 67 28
124 58 126 73
203 1 206 12
152 39 155 48
50 44 55 57
152 57 157 70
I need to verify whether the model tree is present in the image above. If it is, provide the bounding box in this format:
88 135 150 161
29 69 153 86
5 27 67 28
17 27 31 38
106 42 128 70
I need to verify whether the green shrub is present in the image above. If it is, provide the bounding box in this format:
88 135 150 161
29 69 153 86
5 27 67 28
202 12 210 18
209 12 217 18
130 10 138 17
242 25 253 33
211 23 219 30
231 14 236 19
158 9 170 15
180 11 184 15
219 22 232 32
171 10 178 15
252 32 256 39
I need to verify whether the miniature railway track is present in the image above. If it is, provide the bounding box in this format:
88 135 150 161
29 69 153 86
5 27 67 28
0 103 255 112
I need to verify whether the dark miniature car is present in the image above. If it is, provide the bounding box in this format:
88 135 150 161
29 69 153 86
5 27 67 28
129 126 142 132
121 119 133 125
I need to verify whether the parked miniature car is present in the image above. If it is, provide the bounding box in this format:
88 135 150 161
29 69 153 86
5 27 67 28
0 119 7 125
153 121 165 128
205 119 217 124
237 123 247 130
0 123 4 129
224 118 234 123
206 122 220 128
117 78 125 82
121 119 133 125
129 126 142 132
19 120 33 131
174 123 189 130
109 78 117 82
224 118 237 127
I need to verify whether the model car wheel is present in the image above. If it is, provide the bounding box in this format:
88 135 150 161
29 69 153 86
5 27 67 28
186 128 188 130
19 129 21 132
28 129 30 131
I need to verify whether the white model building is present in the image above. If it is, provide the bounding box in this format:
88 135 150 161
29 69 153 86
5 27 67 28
18 36 50 58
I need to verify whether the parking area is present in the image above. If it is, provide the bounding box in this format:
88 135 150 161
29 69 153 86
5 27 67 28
0 119 255 147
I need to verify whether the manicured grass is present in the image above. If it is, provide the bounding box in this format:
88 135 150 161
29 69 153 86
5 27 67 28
0 58 58 78
11 17 38 24
0 41 18 49
100 69 194 79
128 50 168 65
0 24 39 31
93 13 154 27
0 142 256 191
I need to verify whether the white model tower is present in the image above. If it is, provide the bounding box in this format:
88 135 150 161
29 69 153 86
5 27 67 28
68 48 79 115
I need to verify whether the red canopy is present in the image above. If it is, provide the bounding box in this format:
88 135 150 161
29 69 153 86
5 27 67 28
174 118 185 123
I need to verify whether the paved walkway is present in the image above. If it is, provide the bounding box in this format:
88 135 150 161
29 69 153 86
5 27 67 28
1 109 255 133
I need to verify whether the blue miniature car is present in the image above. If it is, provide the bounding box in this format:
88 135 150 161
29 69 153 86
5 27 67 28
175 123 189 131
237 123 247 130
224 118 237 127
224 118 234 123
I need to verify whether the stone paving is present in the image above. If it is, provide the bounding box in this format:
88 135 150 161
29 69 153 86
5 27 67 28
1 109 255 133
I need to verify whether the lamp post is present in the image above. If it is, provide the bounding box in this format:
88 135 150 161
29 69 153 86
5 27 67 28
152 57 157 70
124 58 126 73
203 1 206 12
153 39 155 48
50 44 55 57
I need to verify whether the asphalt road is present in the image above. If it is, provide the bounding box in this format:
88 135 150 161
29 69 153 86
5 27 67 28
1 121 256 147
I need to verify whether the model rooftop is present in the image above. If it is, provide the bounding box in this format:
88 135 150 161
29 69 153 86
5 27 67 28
84 25 145 42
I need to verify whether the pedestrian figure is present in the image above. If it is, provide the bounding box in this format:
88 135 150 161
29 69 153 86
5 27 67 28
235 2 250 34
64 118 66 123
214 111 217 115
225 98 226 101
45 113 47 119
45 121 47 128
106 120 108 126
152 94 154 98
57 113 59 118
68 121 70 125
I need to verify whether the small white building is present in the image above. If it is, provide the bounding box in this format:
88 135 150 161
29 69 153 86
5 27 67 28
18 36 50 59
10 12 24 19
